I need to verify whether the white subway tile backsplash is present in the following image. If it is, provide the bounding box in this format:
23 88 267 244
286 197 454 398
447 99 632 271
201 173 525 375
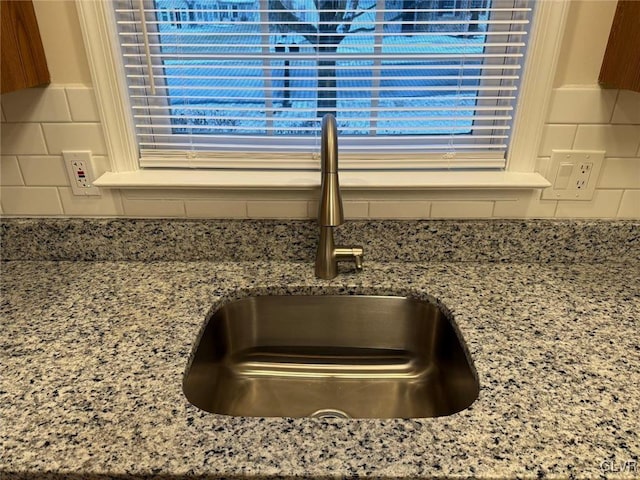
611 90 640 125
573 125 640 157
0 186 63 215
493 193 557 218
538 124 578 157
1 123 48 155
122 197 185 217
0 75 636 220
598 158 640 189
343 201 369 219
65 87 100 122
58 187 123 216
555 189 623 218
547 87 617 124
185 200 247 218
369 201 429 219
247 201 310 218
431 201 493 218
617 190 640 218
0 156 24 185
1 87 71 122
18 156 68 186
308 201 369 219
42 123 107 155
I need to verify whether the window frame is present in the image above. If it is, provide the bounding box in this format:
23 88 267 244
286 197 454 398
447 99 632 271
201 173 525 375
76 0 569 190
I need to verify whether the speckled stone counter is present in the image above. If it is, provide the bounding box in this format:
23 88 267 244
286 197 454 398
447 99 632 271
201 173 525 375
2 218 639 263
1 259 639 479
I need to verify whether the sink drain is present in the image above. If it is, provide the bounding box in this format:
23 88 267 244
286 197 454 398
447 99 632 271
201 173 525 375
310 408 351 419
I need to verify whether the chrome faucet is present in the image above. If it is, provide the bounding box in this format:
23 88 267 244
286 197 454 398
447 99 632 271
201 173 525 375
315 114 364 279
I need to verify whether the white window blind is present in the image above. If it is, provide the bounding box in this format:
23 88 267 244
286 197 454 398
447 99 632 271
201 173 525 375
113 0 534 169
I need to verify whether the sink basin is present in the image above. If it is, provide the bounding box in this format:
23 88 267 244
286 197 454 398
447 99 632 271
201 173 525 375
183 295 478 418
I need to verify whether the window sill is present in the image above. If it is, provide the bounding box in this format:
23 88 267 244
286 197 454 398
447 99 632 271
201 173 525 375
94 170 550 191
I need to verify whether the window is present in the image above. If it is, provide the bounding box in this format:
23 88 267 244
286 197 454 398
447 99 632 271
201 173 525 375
112 0 535 169
77 0 569 185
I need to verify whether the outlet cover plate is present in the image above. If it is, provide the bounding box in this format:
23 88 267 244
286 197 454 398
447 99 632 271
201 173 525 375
63 150 101 196
542 150 604 201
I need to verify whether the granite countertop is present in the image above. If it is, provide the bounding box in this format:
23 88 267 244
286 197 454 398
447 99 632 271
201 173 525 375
1 259 639 479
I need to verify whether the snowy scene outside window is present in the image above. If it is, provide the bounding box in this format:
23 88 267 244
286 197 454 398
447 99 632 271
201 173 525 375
115 0 532 161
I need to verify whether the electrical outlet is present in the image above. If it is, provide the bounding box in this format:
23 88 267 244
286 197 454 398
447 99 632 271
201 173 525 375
63 151 101 196
575 162 592 190
541 150 604 200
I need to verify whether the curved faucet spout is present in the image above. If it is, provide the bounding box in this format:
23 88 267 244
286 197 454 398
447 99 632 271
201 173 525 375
321 114 339 174
319 114 343 227
315 113 363 280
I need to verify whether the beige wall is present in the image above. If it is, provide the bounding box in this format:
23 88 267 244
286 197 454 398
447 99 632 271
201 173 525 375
31 0 92 85
1 0 638 219
554 0 617 87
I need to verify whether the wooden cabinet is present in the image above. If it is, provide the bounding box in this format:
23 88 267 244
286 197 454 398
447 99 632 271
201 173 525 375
1 0 50 94
599 0 640 93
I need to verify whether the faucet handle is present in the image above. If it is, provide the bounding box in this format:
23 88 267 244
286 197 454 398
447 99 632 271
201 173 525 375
336 246 364 272
352 247 364 271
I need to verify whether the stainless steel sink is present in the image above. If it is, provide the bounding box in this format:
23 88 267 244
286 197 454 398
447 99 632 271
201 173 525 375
183 295 479 418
